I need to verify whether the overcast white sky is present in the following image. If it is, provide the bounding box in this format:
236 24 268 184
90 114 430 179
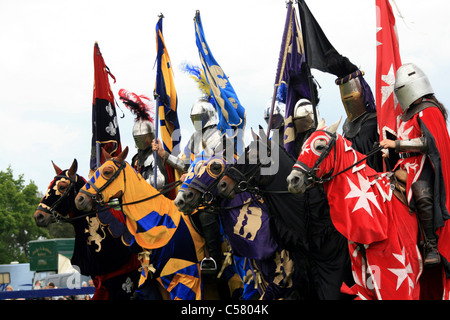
1 0 449 193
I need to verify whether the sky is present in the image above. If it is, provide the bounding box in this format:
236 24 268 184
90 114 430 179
1 0 449 194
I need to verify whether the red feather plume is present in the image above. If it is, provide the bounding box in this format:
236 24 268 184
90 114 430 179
119 89 155 124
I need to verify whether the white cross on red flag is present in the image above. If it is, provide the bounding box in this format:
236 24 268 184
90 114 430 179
375 0 402 141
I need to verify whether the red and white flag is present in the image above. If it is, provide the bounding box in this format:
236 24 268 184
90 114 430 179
375 0 402 141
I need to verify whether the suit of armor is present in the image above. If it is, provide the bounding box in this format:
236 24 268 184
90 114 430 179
381 63 450 267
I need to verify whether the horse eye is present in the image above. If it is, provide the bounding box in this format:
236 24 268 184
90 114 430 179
314 139 328 151
210 163 223 174
102 166 115 178
315 144 327 151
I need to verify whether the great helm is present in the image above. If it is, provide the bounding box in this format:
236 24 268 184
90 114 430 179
394 63 434 112
338 75 367 122
132 119 155 150
293 98 319 133
190 98 219 130
264 98 286 130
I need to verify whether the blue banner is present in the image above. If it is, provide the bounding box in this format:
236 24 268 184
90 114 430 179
194 11 246 154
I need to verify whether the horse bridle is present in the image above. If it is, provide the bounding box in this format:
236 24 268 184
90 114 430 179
78 159 182 209
79 159 126 207
189 169 227 206
294 130 338 187
294 130 383 187
37 173 79 223
222 162 264 194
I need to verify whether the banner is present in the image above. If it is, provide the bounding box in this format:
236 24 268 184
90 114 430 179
154 15 181 198
375 0 402 140
194 10 246 154
274 2 310 155
90 42 122 173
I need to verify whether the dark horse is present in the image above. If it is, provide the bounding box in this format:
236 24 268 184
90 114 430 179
174 148 299 300
34 159 154 300
216 129 354 300
286 119 449 299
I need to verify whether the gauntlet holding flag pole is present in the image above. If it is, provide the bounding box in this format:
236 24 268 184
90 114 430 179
153 92 160 189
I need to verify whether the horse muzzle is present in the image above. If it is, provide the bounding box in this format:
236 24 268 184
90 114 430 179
217 176 237 199
174 189 199 215
75 191 94 212
287 170 308 194
34 209 56 227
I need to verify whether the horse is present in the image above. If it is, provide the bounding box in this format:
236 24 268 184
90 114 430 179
74 147 207 300
216 129 354 300
34 159 144 300
286 119 448 299
174 150 298 300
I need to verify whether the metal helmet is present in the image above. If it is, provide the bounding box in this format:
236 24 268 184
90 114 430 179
293 98 319 133
338 76 367 122
133 119 155 150
190 98 219 131
264 98 286 129
394 63 434 111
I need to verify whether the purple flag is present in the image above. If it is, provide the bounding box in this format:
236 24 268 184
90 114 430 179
274 2 311 156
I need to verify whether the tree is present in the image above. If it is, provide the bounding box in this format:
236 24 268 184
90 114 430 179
0 166 49 264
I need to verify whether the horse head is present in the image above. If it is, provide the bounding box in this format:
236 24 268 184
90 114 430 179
286 118 340 194
34 159 86 227
75 147 129 212
174 152 228 215
217 127 288 199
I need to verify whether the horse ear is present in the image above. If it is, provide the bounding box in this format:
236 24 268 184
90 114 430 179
251 128 259 141
52 161 62 174
68 159 78 178
317 118 326 130
115 146 129 163
258 125 269 144
102 148 113 160
327 117 342 134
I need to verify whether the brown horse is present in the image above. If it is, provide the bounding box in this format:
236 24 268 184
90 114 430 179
74 147 210 300
34 159 163 300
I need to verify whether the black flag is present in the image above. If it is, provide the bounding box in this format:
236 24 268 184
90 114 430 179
297 0 337 74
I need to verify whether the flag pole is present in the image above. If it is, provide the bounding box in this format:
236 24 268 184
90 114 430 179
305 62 318 128
153 93 160 188
153 13 164 189
267 0 293 138
266 87 279 138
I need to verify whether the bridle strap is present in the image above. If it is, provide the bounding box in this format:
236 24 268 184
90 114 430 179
295 131 383 185
80 159 183 209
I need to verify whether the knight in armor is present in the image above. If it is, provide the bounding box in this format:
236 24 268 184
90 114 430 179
326 49 396 172
153 96 224 273
153 97 223 173
264 97 286 144
119 89 168 192
291 98 320 154
380 63 450 267
291 99 354 299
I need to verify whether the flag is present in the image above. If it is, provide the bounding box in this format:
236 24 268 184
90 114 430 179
194 10 246 154
154 15 181 199
297 0 338 74
274 1 311 155
375 0 402 141
90 42 122 173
